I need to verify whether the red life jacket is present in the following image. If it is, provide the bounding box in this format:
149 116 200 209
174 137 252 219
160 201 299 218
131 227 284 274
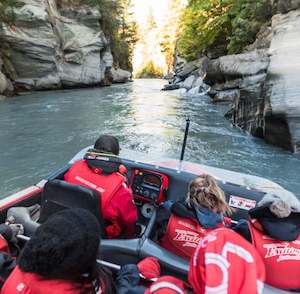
1 266 104 294
64 159 125 220
249 219 300 290
160 214 225 260
189 228 265 294
145 276 187 294
0 235 9 254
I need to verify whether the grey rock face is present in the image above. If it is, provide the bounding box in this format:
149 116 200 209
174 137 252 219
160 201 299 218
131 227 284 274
204 50 270 139
205 50 270 136
263 10 300 152
182 75 196 90
244 23 272 52
222 10 300 152
274 0 300 13
177 58 208 80
213 89 240 103
0 56 14 96
0 0 113 91
205 50 270 83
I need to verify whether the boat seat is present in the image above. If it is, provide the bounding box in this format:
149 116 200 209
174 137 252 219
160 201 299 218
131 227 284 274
40 179 105 237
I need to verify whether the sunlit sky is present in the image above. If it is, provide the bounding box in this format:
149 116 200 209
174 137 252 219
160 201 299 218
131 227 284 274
131 0 187 75
131 0 170 27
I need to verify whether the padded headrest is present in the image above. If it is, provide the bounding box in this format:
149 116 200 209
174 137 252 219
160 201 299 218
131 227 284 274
84 149 126 175
40 180 104 236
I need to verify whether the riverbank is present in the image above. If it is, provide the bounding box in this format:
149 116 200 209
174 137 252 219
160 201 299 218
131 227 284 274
166 3 300 153
1 79 299 199
0 0 131 98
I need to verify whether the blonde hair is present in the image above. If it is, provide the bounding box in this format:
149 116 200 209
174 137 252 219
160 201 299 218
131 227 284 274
186 175 233 215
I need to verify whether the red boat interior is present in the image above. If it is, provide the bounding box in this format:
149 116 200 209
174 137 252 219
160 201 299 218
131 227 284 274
0 156 266 278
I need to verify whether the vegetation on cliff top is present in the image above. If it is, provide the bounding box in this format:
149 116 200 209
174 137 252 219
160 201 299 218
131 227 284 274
178 0 272 61
0 0 16 25
57 0 137 71
86 0 137 71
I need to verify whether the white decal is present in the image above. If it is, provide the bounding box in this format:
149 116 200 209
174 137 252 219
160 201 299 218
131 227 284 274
16 283 25 292
173 229 201 247
264 243 300 262
205 242 262 294
229 195 256 210
74 176 105 193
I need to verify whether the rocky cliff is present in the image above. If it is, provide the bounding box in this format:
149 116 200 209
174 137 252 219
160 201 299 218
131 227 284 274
0 56 14 98
0 0 130 94
167 3 300 153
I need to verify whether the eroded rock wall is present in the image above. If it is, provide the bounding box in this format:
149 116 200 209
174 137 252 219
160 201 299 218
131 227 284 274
0 0 115 91
263 10 300 152
0 55 14 98
206 50 270 137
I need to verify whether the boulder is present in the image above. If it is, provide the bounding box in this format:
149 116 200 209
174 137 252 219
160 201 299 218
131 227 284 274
213 90 240 103
0 56 14 96
162 84 180 91
0 72 8 94
244 23 272 52
205 50 270 83
275 0 300 13
111 68 131 83
177 57 208 80
182 75 196 90
192 76 203 88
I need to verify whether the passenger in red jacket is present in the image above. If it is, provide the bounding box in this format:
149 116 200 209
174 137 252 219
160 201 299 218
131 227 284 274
0 224 18 288
234 192 300 291
189 228 265 294
159 175 233 259
1 208 114 294
64 135 138 238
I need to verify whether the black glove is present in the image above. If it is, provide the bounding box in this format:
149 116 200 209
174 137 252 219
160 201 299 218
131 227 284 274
0 225 13 242
0 224 23 243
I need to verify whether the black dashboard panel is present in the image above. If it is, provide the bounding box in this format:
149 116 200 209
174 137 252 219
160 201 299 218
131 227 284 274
130 169 169 204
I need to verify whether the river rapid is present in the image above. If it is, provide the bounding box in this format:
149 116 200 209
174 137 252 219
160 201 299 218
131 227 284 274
0 79 299 199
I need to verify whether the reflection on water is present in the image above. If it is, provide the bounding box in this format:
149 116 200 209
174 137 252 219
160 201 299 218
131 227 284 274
0 79 299 198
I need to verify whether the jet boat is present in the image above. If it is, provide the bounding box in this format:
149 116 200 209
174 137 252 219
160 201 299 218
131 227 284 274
0 147 295 294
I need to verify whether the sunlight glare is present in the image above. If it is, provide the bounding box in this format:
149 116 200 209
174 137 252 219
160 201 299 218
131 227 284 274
131 0 186 77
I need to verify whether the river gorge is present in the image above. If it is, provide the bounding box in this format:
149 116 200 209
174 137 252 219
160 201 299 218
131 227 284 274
0 79 299 199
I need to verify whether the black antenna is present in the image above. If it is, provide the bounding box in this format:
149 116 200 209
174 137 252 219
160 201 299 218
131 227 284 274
180 118 190 161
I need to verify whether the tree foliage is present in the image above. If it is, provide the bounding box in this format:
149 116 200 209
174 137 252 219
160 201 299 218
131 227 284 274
86 0 137 70
160 0 185 74
0 0 16 25
135 61 164 78
178 0 272 60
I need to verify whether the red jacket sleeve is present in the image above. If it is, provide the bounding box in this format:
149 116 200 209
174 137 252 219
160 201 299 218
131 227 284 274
113 185 138 238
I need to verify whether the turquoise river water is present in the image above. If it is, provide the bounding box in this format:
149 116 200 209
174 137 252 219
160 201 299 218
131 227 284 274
0 79 299 198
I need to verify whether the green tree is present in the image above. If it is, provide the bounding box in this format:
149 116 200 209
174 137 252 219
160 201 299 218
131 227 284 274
227 0 272 54
135 61 164 78
160 0 185 73
0 0 16 25
86 0 137 70
178 0 233 61
177 0 272 60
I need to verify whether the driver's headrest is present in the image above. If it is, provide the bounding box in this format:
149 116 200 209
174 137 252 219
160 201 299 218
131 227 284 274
84 149 127 175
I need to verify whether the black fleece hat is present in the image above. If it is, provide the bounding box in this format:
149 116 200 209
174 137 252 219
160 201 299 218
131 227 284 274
94 135 120 155
19 208 101 278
